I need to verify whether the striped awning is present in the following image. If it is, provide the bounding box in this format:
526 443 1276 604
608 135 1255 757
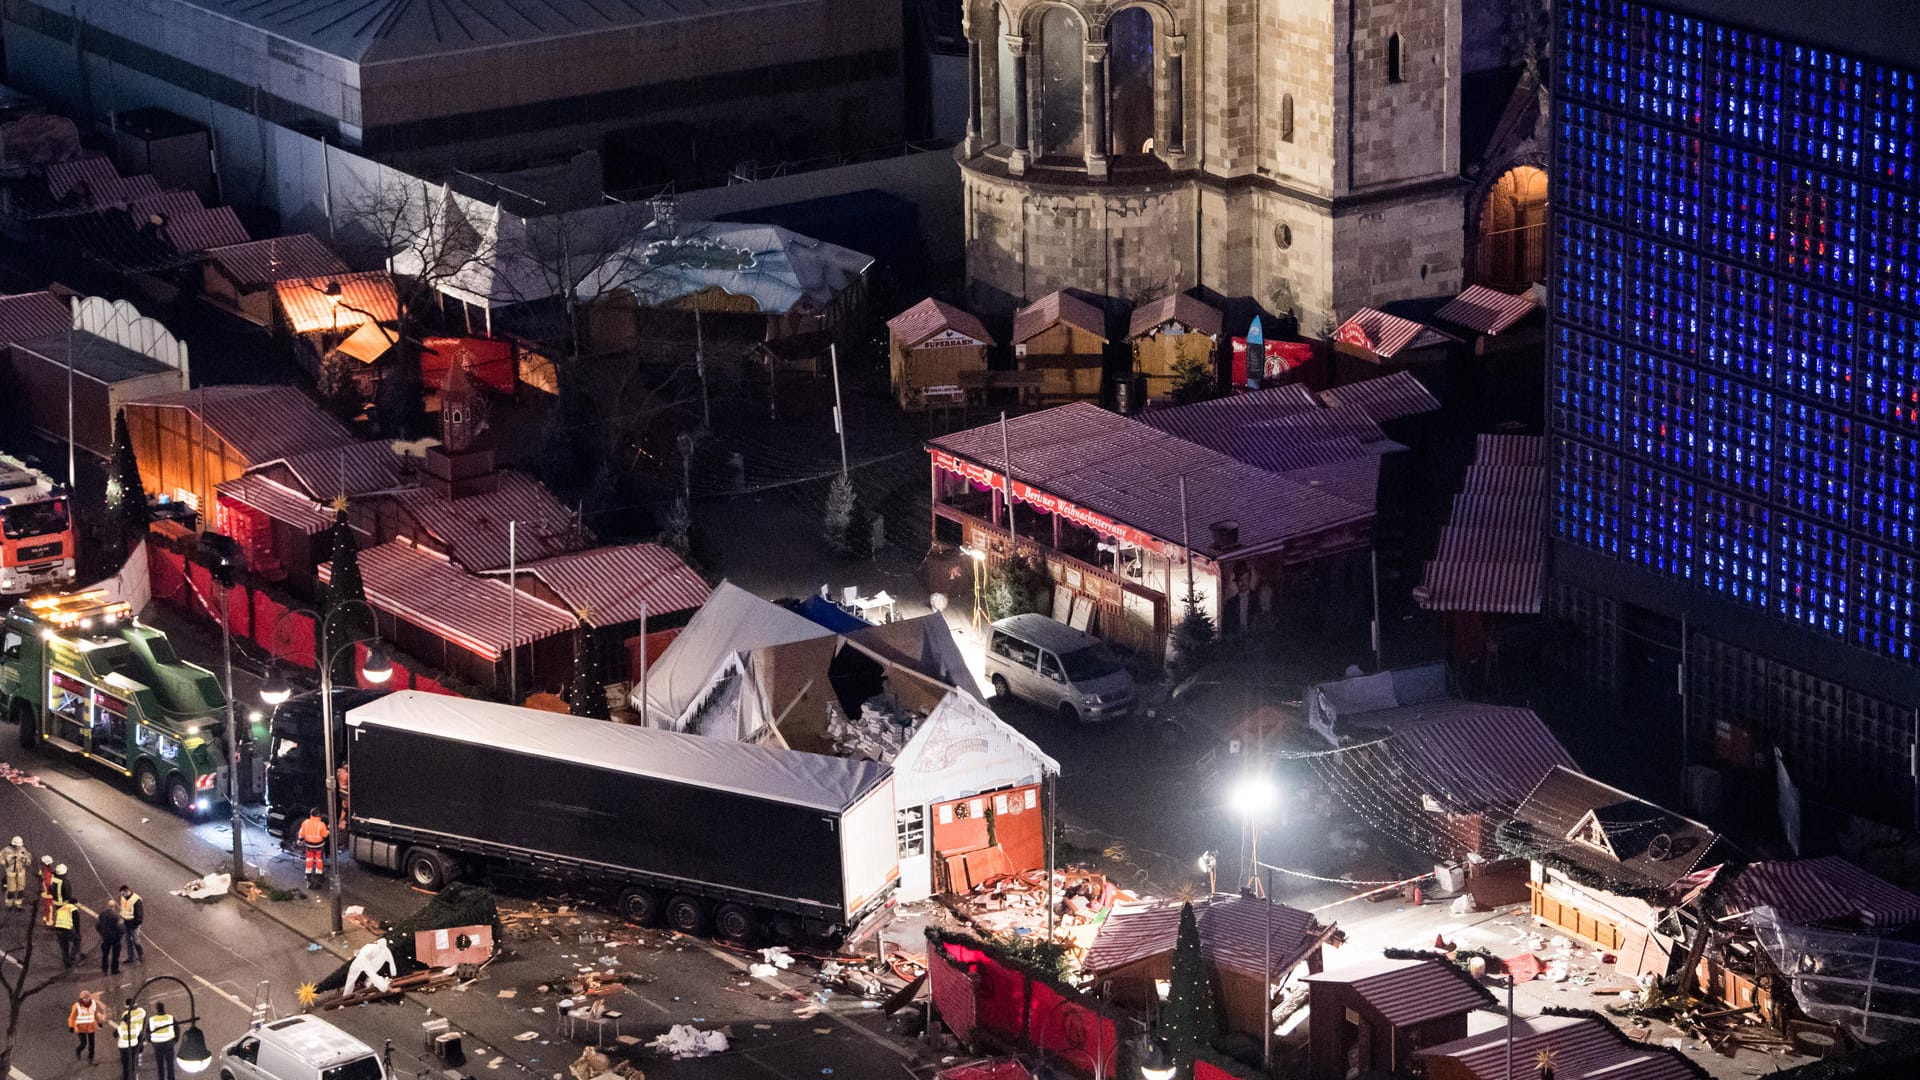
46 156 120 201
161 206 249 254
1721 856 1920 930
1317 370 1442 424
203 235 348 290
320 541 575 662
1082 894 1324 979
1416 1013 1701 1080
216 475 332 535
1415 435 1545 614
492 543 712 627
1334 308 1454 359
1304 957 1496 1026
1434 285 1539 336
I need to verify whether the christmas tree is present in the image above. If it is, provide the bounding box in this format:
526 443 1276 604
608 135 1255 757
323 498 372 683
101 409 150 568
568 616 610 719
1164 901 1219 1080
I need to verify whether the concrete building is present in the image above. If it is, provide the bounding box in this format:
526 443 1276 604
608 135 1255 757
3 0 905 189
1545 0 1920 829
953 0 1550 323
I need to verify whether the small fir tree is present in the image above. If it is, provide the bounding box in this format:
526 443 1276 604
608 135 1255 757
1164 901 1220 1080
1170 352 1219 404
101 409 150 568
323 499 372 683
568 618 610 719
982 554 1049 621
658 497 693 558
1169 589 1217 681
823 474 858 556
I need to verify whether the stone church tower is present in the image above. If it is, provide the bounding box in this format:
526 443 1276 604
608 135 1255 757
959 0 1470 330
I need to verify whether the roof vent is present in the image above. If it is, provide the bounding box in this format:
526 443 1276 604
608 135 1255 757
1209 520 1240 551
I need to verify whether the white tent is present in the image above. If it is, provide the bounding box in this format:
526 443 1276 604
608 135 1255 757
844 613 986 703
630 580 832 727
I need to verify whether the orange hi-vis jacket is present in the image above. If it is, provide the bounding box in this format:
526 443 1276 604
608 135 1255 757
298 816 329 848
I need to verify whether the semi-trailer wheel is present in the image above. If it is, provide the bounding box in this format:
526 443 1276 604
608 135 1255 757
135 762 161 803
665 894 710 937
405 846 458 890
714 903 758 946
617 886 662 926
167 775 193 816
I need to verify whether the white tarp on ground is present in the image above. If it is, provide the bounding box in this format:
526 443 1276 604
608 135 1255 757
890 690 1058 809
347 691 887 813
575 223 873 315
631 580 834 726
1750 905 1920 1044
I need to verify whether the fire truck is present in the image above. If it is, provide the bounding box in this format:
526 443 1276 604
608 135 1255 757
1 592 226 815
0 453 76 594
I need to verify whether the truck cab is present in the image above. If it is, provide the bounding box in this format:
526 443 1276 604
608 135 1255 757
1 592 227 815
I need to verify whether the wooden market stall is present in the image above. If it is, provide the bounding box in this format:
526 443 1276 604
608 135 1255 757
1012 290 1107 403
1128 292 1221 400
887 298 995 411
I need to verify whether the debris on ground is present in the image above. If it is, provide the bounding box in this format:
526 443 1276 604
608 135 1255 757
173 872 231 901
234 880 265 902
648 1025 729 1059
759 946 795 970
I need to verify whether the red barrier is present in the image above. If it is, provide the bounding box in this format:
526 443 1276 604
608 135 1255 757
411 673 455 696
148 545 187 605
1196 1061 1236 1080
930 939 1118 1078
224 584 251 638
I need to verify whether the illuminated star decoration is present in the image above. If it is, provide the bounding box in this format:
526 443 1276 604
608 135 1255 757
1536 1048 1557 1079
331 495 350 514
297 982 319 1008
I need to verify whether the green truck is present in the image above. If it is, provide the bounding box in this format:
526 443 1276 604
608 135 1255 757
2 592 227 815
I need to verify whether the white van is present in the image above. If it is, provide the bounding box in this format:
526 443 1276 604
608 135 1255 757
220 1016 384 1080
984 613 1136 724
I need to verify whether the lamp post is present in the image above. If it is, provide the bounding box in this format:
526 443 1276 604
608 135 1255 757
1138 1033 1175 1080
1231 774 1278 1072
259 601 392 935
122 974 214 1075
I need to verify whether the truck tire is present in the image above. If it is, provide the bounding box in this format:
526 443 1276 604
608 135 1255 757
405 847 458 891
714 903 758 946
135 763 162 803
665 894 710 937
167 775 194 816
616 886 662 926
10 700 36 750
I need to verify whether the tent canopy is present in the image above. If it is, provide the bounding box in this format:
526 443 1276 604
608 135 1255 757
890 691 1058 807
632 580 835 724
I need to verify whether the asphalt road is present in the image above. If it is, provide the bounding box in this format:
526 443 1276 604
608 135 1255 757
0 743 927 1080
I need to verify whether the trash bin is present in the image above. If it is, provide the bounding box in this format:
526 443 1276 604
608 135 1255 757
1433 862 1464 892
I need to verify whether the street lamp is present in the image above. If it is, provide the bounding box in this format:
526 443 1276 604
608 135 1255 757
260 601 391 935
1138 1034 1175 1080
122 974 212 1074
1230 773 1278 890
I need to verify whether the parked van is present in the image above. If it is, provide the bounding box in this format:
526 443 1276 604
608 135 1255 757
984 613 1135 723
220 1016 383 1080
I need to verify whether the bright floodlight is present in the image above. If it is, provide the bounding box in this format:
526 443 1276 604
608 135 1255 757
258 667 292 706
1230 774 1279 819
361 643 394 684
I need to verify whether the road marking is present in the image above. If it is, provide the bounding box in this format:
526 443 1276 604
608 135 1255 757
687 937 911 1060
13 1067 37 1080
194 973 251 1012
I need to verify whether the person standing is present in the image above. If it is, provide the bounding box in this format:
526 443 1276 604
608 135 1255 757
44 861 71 928
39 855 56 925
146 1001 176 1080
298 810 329 886
52 898 80 967
115 1000 146 1080
118 886 145 962
1 836 29 910
97 898 124 975
69 989 101 1062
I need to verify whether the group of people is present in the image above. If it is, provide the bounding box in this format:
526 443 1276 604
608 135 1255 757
3 836 146 972
66 990 180 1080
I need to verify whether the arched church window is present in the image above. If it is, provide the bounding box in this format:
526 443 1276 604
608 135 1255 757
1280 93 1294 142
1107 8 1155 157
1387 33 1404 83
1038 7 1086 159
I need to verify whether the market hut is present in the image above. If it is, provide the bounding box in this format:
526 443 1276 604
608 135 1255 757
1303 957 1496 1080
201 235 349 325
1012 290 1108 403
1331 306 1455 381
1128 292 1221 400
887 298 994 411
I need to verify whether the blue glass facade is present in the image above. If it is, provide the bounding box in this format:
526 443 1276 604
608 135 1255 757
1553 0 1920 664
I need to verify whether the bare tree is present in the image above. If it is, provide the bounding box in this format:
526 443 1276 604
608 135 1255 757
0 901 61 1080
334 173 502 435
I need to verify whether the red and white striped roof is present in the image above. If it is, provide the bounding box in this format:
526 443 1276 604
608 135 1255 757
1435 285 1540 336
161 206 248 254
1304 956 1495 1026
1394 706 1578 813
46 155 120 201
131 385 358 464
1720 856 1920 931
1416 434 1544 614
389 470 584 572
495 543 710 627
124 191 204 225
1128 292 1223 340
258 440 405 500
1334 308 1453 359
321 541 575 662
887 298 994 348
1317 370 1442 424
84 175 164 209
0 291 70 346
216 475 332 535
275 271 400 334
1416 1013 1705 1080
1082 894 1325 979
203 235 349 290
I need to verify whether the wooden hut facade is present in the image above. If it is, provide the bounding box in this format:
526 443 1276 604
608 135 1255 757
1129 293 1222 400
1012 291 1107 403
887 298 995 411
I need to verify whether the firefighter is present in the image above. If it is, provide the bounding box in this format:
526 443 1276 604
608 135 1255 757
43 861 69 928
1 836 29 909
116 1000 147 1080
38 855 55 925
298 809 329 883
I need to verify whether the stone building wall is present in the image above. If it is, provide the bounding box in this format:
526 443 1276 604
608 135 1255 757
1326 185 1467 320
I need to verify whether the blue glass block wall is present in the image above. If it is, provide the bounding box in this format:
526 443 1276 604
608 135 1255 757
1555 0 1920 667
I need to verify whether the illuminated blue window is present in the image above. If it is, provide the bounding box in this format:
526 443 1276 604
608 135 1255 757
1553 328 1624 447
1775 401 1851 525
1553 438 1622 555
1858 422 1920 550
1783 44 1863 171
1783 166 1859 290
1774 511 1850 638
1624 233 1698 356
1698 373 1774 498
1703 24 1781 150
1855 540 1917 661
1698 488 1772 607
1862 186 1920 310
1702 144 1780 268
1701 261 1775 381
1623 462 1695 578
1864 65 1918 190
1859 308 1920 429
1622 345 1697 469
1778 281 1856 407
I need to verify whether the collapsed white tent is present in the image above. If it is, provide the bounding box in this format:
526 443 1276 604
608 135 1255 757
629 580 832 729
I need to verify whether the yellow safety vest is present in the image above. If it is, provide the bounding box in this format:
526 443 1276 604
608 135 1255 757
147 1013 175 1044
52 903 75 931
117 1009 146 1050
119 893 142 921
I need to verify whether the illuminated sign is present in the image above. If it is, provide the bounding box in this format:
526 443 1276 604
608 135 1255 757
930 450 1170 554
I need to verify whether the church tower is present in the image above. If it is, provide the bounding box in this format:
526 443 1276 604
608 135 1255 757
958 0 1467 331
